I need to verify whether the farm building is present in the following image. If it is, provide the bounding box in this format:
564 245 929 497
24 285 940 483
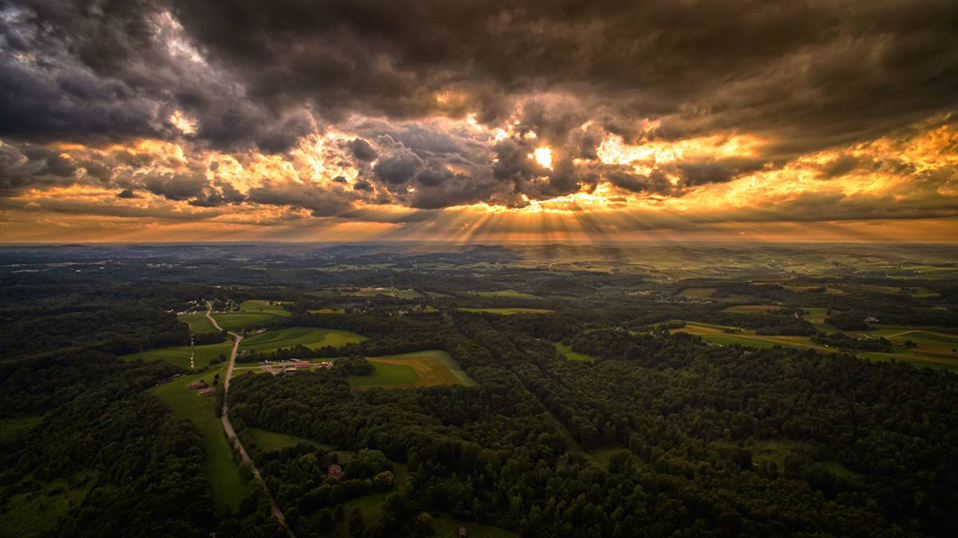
186 379 208 390
294 360 310 369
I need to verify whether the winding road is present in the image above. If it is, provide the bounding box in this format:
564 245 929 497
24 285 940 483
207 304 296 538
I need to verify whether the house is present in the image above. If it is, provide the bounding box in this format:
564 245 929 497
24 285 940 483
186 379 208 390
328 464 345 480
199 387 216 397
294 360 310 369
864 316 879 323
316 361 334 369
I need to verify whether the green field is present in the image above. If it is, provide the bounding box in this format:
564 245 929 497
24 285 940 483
348 362 420 388
248 428 318 451
459 307 554 315
474 290 538 299
348 350 476 389
208 299 293 331
239 300 291 316
119 341 232 370
209 312 279 331
554 342 595 361
240 327 366 353
676 319 958 371
150 367 248 512
178 312 218 333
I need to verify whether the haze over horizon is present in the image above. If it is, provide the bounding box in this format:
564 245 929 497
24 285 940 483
2 0 957 243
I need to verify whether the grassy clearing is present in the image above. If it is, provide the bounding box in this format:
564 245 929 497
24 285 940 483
722 305 785 313
748 438 859 481
554 342 595 362
179 312 218 333
349 350 476 389
0 472 94 538
120 341 232 370
210 312 279 331
248 428 318 451
239 300 291 317
240 327 365 353
341 287 422 299
459 307 554 315
679 287 716 299
474 290 538 299
307 308 346 314
151 367 248 512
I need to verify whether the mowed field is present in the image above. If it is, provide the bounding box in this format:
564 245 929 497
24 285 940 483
150 367 248 513
178 312 218 333
239 327 365 353
459 307 554 315
672 320 958 371
347 350 476 389
210 299 291 331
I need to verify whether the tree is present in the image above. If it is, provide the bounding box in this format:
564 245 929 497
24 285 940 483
415 512 435 536
349 507 365 537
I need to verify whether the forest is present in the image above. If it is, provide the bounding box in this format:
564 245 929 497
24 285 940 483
1 243 957 538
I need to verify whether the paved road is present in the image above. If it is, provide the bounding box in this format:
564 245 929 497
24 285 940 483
208 303 296 538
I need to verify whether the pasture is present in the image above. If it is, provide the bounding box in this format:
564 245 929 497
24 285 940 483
178 312 218 333
474 290 539 299
150 367 248 512
348 350 476 389
209 298 292 331
239 327 365 353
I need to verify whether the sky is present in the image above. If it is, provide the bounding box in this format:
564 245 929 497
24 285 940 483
1 0 957 243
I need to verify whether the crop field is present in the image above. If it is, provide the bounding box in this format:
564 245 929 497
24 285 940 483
239 327 365 353
349 350 476 389
554 342 595 361
679 288 753 302
150 367 248 512
178 312 218 333
459 307 555 315
119 340 232 369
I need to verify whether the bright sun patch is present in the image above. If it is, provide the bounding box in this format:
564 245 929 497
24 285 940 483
533 147 553 169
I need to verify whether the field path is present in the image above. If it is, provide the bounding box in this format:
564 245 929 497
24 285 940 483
213 302 296 538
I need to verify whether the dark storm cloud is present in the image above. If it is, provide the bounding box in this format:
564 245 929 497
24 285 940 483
348 138 377 162
2 0 957 217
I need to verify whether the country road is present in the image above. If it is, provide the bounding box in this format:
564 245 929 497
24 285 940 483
207 303 296 538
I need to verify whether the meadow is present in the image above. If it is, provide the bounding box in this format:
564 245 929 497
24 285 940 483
554 342 595 361
347 350 476 389
150 366 248 513
209 299 292 331
178 312 218 333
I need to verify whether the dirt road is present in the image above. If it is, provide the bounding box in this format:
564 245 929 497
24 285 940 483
210 302 296 538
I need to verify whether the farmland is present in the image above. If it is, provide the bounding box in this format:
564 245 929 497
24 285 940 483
240 327 365 353
150 367 248 512
349 350 476 389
